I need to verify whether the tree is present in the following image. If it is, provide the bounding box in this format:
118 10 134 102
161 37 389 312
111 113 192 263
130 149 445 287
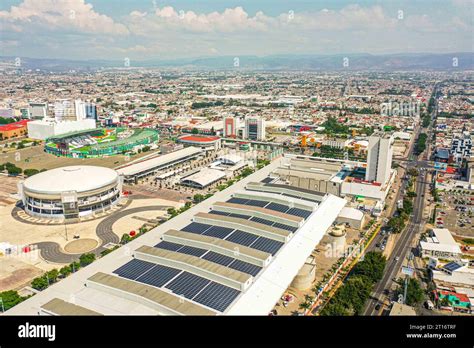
191 128 199 134
0 290 28 311
79 253 96 267
59 265 72 278
7 165 22 176
352 252 386 283
193 194 205 203
120 233 131 244
407 168 419 177
404 278 424 306
23 168 39 177
46 269 59 283
31 276 49 291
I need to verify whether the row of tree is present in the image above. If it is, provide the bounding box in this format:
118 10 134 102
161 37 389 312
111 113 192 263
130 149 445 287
31 253 96 291
320 251 387 315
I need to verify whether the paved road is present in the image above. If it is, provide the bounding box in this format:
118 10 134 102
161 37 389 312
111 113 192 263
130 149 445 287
363 85 439 315
364 168 427 315
35 205 171 264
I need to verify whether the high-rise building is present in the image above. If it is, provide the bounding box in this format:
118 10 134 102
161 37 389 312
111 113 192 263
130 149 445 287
26 102 48 120
365 134 394 184
223 116 237 138
54 99 76 121
244 116 265 141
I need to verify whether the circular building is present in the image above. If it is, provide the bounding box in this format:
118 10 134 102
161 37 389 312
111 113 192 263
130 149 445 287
19 165 122 220
177 135 221 151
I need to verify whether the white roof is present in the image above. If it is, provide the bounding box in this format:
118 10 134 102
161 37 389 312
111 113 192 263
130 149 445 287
181 168 226 187
338 207 364 221
420 241 462 254
218 154 242 165
23 166 118 194
116 147 202 177
432 228 458 245
432 269 474 287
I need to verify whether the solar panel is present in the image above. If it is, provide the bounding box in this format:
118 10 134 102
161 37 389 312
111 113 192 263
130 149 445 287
182 222 212 234
202 251 235 267
443 262 462 272
202 226 234 239
226 230 259 246
178 245 208 257
265 202 290 213
286 207 312 219
135 264 181 288
155 241 183 251
228 213 252 220
209 210 230 216
227 197 248 205
272 222 298 232
228 259 261 276
250 237 284 255
113 259 155 280
193 282 240 312
245 199 268 207
250 216 275 226
165 272 211 299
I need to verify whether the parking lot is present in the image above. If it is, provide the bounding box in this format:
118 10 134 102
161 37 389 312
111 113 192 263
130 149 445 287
436 189 474 237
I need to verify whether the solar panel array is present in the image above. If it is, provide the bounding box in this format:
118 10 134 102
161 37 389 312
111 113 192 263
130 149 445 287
113 258 242 313
226 196 312 220
108 186 321 314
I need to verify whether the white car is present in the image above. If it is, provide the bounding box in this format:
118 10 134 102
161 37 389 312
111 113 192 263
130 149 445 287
395 256 400 261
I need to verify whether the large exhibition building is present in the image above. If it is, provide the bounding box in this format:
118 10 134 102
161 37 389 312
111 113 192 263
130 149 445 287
18 165 123 220
8 159 348 316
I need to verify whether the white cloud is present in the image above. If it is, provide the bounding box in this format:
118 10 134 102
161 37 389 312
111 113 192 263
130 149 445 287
0 0 129 35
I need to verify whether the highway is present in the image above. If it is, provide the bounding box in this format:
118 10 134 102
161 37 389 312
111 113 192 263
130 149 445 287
363 85 439 315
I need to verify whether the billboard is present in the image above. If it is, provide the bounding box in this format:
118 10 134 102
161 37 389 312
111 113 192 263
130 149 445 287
434 162 448 172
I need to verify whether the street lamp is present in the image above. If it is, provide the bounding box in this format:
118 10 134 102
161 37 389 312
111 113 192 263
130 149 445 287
0 297 4 313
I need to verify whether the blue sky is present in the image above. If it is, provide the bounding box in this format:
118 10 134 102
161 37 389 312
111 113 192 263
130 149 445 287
0 0 472 60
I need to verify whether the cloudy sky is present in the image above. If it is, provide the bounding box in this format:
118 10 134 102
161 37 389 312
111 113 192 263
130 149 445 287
0 0 472 60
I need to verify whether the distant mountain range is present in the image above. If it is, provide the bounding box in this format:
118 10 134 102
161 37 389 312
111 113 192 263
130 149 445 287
1 53 473 71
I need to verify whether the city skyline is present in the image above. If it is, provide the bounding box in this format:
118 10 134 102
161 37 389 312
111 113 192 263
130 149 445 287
0 0 473 60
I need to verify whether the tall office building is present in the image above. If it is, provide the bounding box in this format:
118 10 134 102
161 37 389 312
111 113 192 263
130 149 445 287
54 99 76 121
25 102 48 120
365 134 394 184
223 116 237 138
244 116 265 141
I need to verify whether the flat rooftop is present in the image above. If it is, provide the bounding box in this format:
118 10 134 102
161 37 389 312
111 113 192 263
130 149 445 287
7 157 347 316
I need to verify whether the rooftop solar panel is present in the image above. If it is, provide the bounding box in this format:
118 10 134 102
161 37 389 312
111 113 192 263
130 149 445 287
202 251 235 267
286 207 312 219
227 197 248 205
182 222 212 234
193 282 240 312
228 213 252 220
209 210 231 216
155 241 183 251
225 230 259 246
272 222 298 232
265 202 290 213
135 264 181 288
165 272 211 299
178 245 208 257
245 199 269 207
249 216 275 226
202 226 234 239
113 259 155 280
228 259 262 276
443 262 462 272
250 237 284 255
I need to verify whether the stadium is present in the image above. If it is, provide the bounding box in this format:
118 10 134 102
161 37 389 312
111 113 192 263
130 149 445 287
18 165 123 220
44 127 159 158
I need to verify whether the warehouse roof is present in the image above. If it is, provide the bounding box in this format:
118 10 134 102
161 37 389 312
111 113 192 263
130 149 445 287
116 146 202 177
